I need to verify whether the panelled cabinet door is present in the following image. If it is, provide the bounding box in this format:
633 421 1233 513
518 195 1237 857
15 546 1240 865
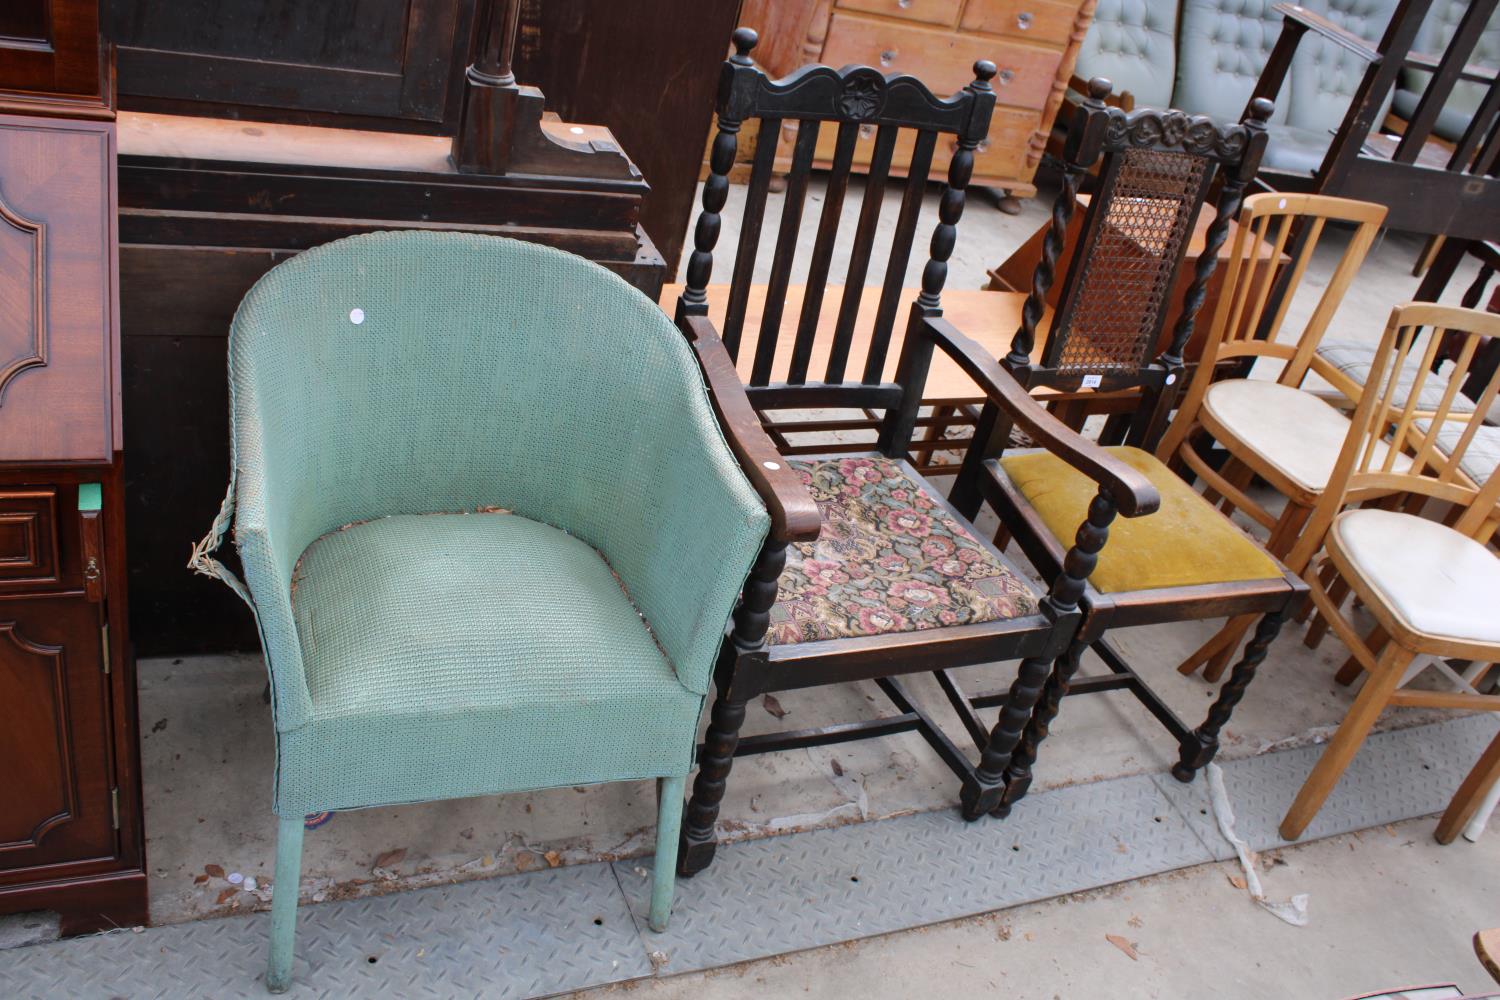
0 1 107 105
0 595 116 875
110 0 475 131
0 115 116 464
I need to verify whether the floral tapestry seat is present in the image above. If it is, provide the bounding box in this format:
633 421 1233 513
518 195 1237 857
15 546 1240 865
767 457 1041 646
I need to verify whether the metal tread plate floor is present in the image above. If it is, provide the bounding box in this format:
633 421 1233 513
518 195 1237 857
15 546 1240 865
4 714 1495 1000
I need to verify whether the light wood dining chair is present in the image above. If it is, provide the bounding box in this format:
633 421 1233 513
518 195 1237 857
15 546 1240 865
1436 729 1500 845
1155 193 1388 681
1275 302 1500 841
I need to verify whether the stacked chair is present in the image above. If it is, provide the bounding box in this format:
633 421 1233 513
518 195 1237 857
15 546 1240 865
1270 303 1500 839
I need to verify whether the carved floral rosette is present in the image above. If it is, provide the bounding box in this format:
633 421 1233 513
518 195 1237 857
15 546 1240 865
1102 108 1251 161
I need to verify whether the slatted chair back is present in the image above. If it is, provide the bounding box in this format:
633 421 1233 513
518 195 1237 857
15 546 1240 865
1208 192 1386 386
676 27 995 445
1005 79 1272 444
1286 302 1500 573
1155 193 1390 469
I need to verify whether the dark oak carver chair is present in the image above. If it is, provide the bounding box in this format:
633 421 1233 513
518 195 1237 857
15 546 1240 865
935 82 1311 818
672 31 1162 876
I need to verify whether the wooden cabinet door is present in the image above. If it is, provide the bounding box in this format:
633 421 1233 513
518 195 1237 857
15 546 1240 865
110 0 475 132
0 0 106 105
0 115 116 464
0 595 117 875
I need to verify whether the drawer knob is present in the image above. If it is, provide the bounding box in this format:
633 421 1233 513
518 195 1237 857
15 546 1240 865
998 68 1015 85
1017 11 1033 30
879 49 896 67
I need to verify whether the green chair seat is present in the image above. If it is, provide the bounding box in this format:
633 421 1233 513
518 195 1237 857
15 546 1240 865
280 512 703 815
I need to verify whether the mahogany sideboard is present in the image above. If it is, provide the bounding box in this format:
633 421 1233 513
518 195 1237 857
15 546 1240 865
107 0 669 655
0 0 149 933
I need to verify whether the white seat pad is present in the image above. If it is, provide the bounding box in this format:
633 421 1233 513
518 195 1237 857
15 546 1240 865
1332 508 1500 646
1203 380 1409 494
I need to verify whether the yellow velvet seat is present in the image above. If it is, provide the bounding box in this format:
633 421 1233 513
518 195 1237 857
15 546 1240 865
997 446 1283 593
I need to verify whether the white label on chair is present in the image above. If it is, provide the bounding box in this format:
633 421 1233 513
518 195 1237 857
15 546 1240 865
1082 374 1103 388
1166 373 1177 385
349 308 366 325
1278 198 1287 209
763 461 781 471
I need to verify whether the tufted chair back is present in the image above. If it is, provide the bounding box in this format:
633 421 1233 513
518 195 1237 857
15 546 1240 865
1082 0 1400 172
1076 0 1180 109
1177 0 1292 125
1286 0 1398 133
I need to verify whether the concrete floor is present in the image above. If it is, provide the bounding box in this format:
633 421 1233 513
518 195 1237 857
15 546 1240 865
575 816 1500 1000
129 171 1492 934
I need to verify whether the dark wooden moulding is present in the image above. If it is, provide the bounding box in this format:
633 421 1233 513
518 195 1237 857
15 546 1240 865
1 0 148 935
113 0 668 654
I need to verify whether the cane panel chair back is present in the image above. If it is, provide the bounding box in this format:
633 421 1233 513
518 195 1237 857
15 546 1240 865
1004 79 1272 422
678 28 995 458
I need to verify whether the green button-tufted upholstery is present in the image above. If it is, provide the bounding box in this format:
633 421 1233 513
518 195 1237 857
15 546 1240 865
1077 0 1180 110
192 230 769 991
1077 0 1401 176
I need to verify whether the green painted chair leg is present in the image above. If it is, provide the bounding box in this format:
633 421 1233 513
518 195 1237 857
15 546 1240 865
266 815 305 994
648 775 686 933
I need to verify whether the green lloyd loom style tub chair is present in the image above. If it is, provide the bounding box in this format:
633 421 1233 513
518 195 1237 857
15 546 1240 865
188 231 771 992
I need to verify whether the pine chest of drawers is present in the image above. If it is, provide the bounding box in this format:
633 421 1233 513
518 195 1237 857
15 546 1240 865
739 0 1096 209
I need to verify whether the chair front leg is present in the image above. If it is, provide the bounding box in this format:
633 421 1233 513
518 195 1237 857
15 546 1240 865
650 775 686 931
1173 610 1286 782
995 636 1088 816
1435 730 1500 845
963 650 1062 819
266 814 305 994
678 539 786 877
1279 639 1413 840
965 488 1115 820
678 683 749 877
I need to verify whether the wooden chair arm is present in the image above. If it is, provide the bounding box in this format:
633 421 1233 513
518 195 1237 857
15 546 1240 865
923 315 1161 518
1271 2 1378 63
679 314 822 543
